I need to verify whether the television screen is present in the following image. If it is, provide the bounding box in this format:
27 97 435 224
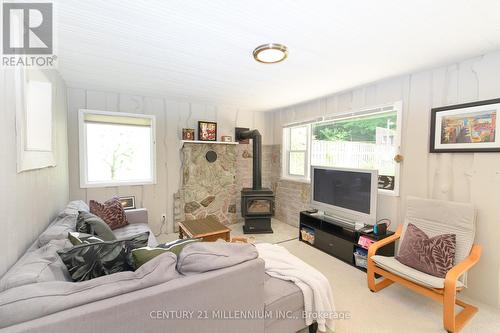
313 168 372 214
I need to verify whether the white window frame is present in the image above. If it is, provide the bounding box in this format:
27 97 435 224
281 101 403 196
78 109 157 188
282 124 311 182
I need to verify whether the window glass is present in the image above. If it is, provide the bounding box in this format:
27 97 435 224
290 126 308 150
311 111 398 190
80 110 155 187
289 151 306 176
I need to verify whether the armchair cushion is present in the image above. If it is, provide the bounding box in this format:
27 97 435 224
403 196 475 265
396 223 456 278
372 255 464 289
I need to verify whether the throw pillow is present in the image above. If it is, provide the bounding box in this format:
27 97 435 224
156 238 202 256
89 197 128 230
76 211 116 241
68 232 103 245
133 238 201 269
396 223 456 278
58 232 149 282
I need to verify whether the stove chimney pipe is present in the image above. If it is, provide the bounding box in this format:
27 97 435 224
236 129 262 190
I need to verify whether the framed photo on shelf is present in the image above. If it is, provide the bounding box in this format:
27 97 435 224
430 98 500 153
119 196 136 210
182 128 195 140
198 121 217 141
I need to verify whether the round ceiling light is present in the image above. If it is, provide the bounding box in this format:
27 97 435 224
253 43 288 64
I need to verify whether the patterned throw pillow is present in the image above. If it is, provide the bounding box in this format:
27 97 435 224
89 197 129 230
396 223 456 278
68 232 104 245
58 232 149 282
133 238 201 269
76 211 116 241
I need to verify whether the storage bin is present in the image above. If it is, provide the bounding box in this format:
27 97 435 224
354 252 368 269
300 227 315 244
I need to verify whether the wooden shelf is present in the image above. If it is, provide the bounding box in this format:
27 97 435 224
181 140 238 145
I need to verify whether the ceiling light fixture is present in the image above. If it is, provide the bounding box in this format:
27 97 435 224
253 43 288 64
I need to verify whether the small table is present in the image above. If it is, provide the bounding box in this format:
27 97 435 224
178 216 231 242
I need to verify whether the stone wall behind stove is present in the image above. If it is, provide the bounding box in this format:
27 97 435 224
175 141 281 227
175 143 238 227
235 143 281 222
174 142 306 228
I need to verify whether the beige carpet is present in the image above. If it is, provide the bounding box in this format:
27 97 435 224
156 218 298 244
157 220 499 332
283 239 500 333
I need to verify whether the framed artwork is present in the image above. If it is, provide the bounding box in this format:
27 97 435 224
119 196 136 210
198 121 217 141
182 128 195 140
430 98 500 153
221 135 232 142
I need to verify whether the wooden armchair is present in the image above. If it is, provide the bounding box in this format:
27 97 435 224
367 196 481 333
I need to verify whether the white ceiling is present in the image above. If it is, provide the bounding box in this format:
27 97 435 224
56 0 500 111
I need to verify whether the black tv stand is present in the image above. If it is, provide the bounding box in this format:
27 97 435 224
299 211 395 272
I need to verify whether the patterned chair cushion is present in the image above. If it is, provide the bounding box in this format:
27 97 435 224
90 197 129 230
398 196 476 285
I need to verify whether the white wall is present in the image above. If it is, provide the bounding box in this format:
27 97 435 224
0 69 69 276
66 88 273 236
268 50 500 308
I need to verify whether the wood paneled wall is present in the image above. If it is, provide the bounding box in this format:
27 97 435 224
1 69 69 276
66 88 273 236
269 50 500 307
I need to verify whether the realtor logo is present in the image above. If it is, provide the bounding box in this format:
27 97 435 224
3 2 53 54
2 2 55 67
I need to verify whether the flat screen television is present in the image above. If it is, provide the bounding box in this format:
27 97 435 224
310 166 378 225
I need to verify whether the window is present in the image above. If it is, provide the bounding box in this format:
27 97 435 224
283 125 310 179
282 102 402 195
79 110 156 187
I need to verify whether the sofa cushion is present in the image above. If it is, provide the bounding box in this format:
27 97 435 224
177 241 258 275
90 197 129 230
113 222 158 247
58 232 149 281
372 255 464 289
76 211 116 241
0 239 72 292
0 252 179 329
58 200 90 217
263 274 304 328
396 223 456 278
37 214 77 247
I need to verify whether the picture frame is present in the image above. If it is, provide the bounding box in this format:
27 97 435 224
182 128 195 140
221 135 232 142
198 121 217 141
119 196 136 210
430 98 500 153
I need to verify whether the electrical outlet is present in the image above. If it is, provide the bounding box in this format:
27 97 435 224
161 214 167 222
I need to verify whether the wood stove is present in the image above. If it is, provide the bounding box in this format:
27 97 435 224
236 128 275 234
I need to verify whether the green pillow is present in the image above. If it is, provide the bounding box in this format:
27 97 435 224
58 232 150 281
76 211 116 241
68 232 103 245
132 247 171 269
133 238 201 269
